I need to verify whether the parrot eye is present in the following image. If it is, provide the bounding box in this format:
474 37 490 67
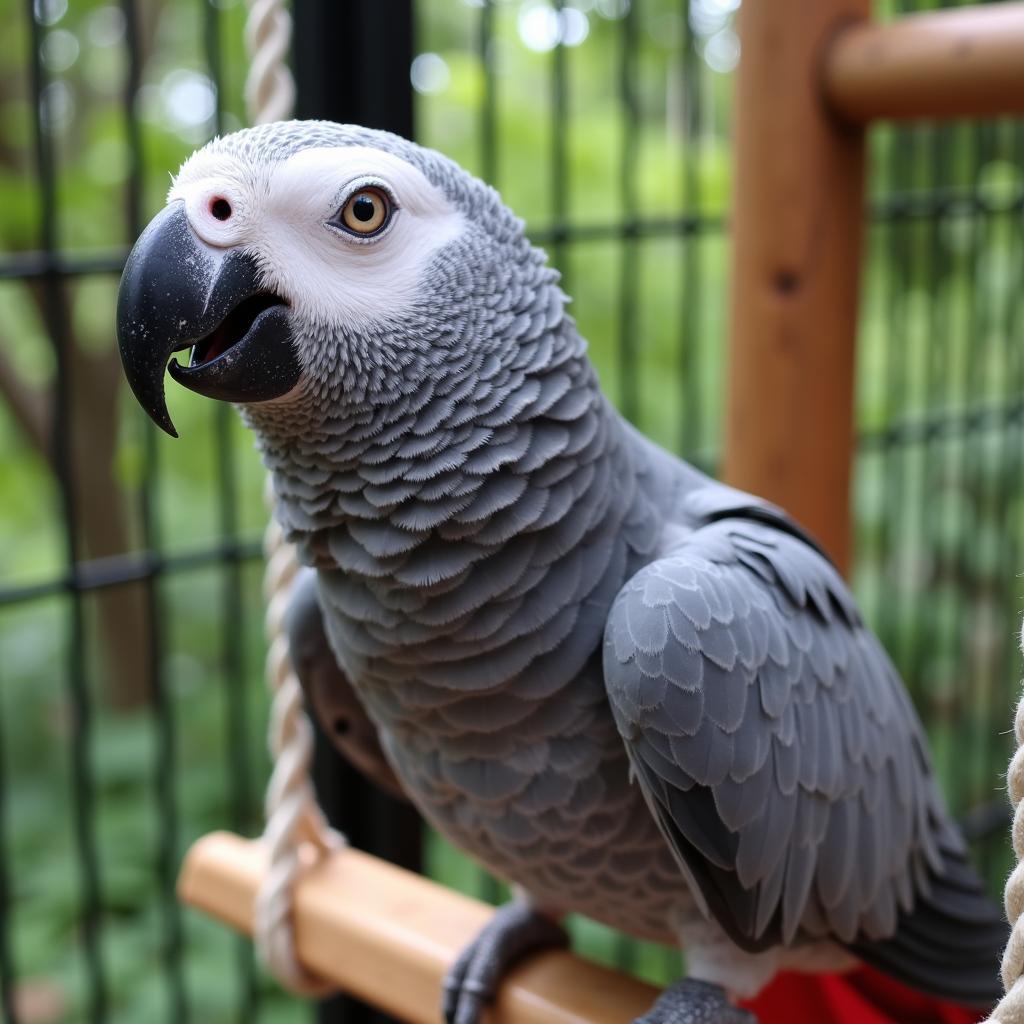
335 187 392 237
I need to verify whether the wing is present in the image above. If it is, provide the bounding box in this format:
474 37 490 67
602 510 1004 1006
288 567 409 802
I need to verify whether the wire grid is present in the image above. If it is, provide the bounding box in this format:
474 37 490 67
856 105 1024 884
0 0 1021 1022
0 1 267 1021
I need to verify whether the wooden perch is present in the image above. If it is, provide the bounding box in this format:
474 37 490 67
825 3 1024 123
178 832 659 1023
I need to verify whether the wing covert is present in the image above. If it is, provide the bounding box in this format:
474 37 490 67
602 516 958 952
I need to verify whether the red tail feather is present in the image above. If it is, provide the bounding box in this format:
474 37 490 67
740 967 985 1024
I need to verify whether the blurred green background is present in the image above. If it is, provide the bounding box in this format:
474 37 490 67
0 0 1022 1020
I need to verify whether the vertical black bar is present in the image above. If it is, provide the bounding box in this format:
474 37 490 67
969 121 1004 882
0 666 16 1024
618 0 639 425
474 0 504 911
911 117 935 699
952 118 986 823
24 1 107 1020
121 0 189 1020
308 717 422 1024
478 0 497 185
614 0 640 974
678 0 703 463
898 121 936 694
876 125 913 672
550 0 568 284
292 1 414 135
202 0 260 1016
992 116 1024 884
291 3 419 1021
914 3 940 730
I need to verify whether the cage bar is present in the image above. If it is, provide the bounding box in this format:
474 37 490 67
24 0 109 1018
0 673 16 1023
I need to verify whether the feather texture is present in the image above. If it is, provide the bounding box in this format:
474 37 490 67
173 121 1005 1008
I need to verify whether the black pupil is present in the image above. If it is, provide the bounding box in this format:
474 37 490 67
211 197 231 221
352 195 377 223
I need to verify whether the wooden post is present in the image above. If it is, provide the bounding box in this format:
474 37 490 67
724 0 870 573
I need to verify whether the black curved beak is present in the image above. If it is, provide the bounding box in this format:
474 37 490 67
116 200 301 437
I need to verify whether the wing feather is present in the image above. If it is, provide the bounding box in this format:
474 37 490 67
602 508 1003 1004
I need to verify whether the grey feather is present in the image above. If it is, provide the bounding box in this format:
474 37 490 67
603 512 1001 980
165 121 1005 1007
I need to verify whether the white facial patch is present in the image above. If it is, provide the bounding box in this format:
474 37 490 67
170 144 465 333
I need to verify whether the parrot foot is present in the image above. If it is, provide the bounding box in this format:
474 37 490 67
633 979 756 1024
442 901 568 1024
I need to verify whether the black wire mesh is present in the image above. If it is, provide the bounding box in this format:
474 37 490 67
0 0 1021 1021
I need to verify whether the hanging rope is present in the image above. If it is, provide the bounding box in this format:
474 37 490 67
244 0 296 124
986 627 1024 1023
244 0 342 997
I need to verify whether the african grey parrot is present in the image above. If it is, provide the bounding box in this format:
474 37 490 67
116 120 1006 1023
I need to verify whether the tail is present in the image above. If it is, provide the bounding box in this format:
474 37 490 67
740 843 1005 1022
742 966 987 1024
848 844 1006 1011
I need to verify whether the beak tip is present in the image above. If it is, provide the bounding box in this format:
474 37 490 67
140 392 179 438
146 386 179 437
123 365 179 437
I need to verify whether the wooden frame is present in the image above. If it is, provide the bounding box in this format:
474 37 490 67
181 1 1024 1018
724 0 1024 573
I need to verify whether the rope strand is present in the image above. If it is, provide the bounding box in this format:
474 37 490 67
254 510 342 997
985 628 1024 1023
244 2 342 995
244 0 295 124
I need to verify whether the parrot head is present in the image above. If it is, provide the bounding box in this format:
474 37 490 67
117 121 548 437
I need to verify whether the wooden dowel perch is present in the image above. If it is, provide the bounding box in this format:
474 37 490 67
179 832 659 1024
825 3 1024 123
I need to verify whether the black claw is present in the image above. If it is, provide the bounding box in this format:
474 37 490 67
453 990 486 1024
441 902 569 1024
442 971 468 1024
634 979 756 1024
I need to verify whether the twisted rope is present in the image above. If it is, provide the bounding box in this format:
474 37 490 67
244 0 296 125
244 1 342 996
254 502 343 997
986 627 1024 1023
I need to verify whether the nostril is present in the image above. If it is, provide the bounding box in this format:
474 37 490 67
210 197 232 221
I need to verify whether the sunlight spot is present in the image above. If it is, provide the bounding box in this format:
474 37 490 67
411 53 451 95
161 70 217 143
33 0 66 26
41 29 79 73
86 6 126 47
519 3 591 52
561 8 590 46
519 3 560 52
40 80 74 134
704 28 739 73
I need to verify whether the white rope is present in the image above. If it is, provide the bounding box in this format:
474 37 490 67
244 0 296 125
254 506 343 996
244 1 342 997
986 624 1024 1023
